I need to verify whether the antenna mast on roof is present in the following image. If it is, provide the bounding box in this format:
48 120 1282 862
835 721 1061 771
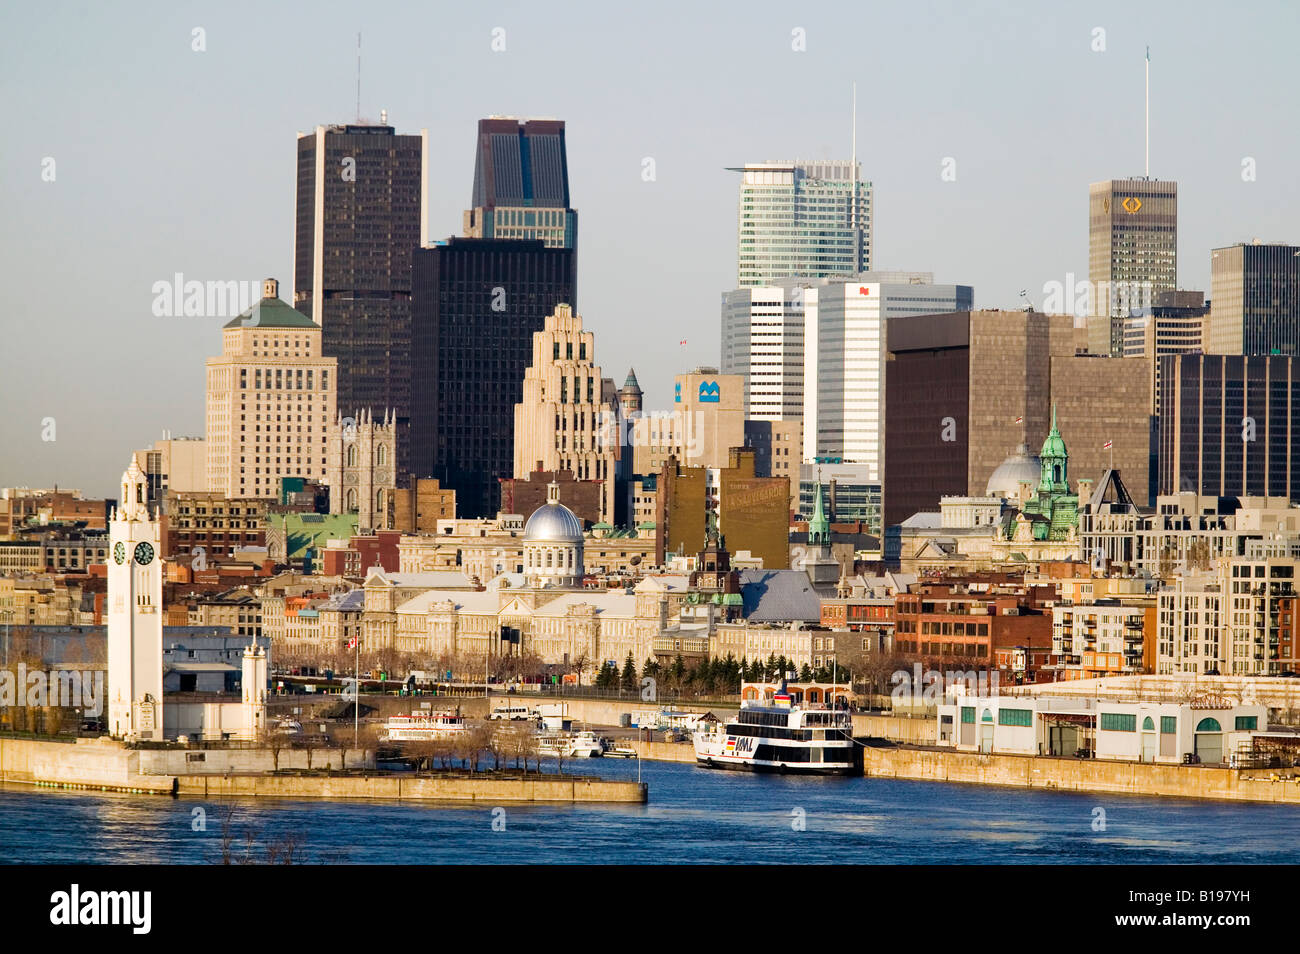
1144 45 1149 177
356 32 362 123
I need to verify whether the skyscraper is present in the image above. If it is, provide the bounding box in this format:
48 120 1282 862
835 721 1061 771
1158 354 1300 500
513 304 619 522
463 117 577 255
731 160 872 287
294 121 426 473
720 283 807 422
803 273 974 471
205 279 337 498
1087 178 1178 355
410 238 576 518
1207 242 1300 355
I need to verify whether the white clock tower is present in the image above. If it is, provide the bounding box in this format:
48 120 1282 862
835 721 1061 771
107 459 164 740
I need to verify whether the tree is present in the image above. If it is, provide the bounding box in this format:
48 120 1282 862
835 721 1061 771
621 654 638 692
800 663 813 682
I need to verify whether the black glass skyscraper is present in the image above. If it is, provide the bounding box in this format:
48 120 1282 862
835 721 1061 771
462 118 577 256
294 122 425 475
411 238 577 517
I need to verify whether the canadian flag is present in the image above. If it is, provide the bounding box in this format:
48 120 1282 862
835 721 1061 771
1103 440 1113 449
858 286 871 296
347 636 358 650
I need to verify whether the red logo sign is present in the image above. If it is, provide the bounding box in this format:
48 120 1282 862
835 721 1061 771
858 286 871 295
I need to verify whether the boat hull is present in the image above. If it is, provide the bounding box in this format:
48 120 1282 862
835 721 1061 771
695 755 857 777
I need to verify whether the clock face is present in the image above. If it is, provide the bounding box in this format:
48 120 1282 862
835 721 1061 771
133 542 155 565
113 542 126 565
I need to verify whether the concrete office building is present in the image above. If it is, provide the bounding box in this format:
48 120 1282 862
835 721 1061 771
884 309 1151 529
205 280 337 499
802 274 974 501
513 305 620 523
294 121 425 472
731 160 871 288
721 284 806 421
1158 354 1300 500
1088 178 1178 355
628 370 745 475
656 449 789 571
131 437 207 510
1207 242 1300 355
1122 290 1208 417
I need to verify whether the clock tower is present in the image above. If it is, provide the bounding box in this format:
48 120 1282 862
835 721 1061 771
107 459 164 740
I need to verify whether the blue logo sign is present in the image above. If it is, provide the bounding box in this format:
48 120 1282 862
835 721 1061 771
698 381 720 403
674 382 681 403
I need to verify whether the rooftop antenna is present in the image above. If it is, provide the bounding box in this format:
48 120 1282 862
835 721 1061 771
1144 45 1149 178
356 31 362 123
850 82 860 272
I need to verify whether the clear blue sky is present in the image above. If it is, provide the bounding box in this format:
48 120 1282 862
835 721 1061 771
2 0 1296 497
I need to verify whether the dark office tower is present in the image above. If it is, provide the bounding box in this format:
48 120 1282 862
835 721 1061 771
411 238 577 517
1207 242 1300 355
294 122 426 475
462 117 577 259
1159 354 1300 500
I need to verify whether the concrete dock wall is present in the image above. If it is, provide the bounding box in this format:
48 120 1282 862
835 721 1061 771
864 745 1300 804
175 773 646 803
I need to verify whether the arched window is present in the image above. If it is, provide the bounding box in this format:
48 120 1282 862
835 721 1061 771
346 445 357 467
1053 465 1061 483
1195 717 1222 732
1142 716 1155 731
376 489 385 513
981 709 993 722
346 489 357 512
376 444 387 467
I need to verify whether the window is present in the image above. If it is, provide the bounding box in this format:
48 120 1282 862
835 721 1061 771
960 707 975 724
1100 712 1136 732
998 708 1032 727
1195 717 1222 732
1234 716 1257 731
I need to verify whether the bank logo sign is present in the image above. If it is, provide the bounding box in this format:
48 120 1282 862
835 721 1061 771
1121 196 1142 214
698 381 720 403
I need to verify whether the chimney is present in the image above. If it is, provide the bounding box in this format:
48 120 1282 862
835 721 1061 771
262 278 279 300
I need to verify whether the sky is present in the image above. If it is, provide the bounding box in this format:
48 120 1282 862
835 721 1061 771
2 0 1297 498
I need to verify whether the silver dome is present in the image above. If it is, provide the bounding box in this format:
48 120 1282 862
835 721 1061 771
523 502 584 543
985 443 1041 498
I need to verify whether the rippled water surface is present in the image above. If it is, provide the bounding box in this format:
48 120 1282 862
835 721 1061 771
4 760 1299 864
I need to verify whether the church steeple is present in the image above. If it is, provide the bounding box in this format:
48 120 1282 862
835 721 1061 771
809 482 830 548
1038 403 1069 493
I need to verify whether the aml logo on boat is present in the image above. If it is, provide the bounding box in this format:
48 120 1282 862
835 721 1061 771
151 273 263 318
0 665 104 715
890 663 999 703
49 885 151 934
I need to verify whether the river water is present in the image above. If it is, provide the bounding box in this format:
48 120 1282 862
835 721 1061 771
3 759 1298 864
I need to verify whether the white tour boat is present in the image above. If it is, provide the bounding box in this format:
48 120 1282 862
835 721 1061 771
536 729 607 758
693 682 857 775
382 710 469 742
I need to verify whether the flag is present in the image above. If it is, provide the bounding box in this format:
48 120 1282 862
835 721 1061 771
679 339 687 346
1014 416 1023 424
347 636 357 650
1103 440 1113 449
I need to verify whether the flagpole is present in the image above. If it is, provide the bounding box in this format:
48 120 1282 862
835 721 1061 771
354 633 359 750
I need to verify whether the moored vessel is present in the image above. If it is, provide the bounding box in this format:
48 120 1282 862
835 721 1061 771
693 682 857 775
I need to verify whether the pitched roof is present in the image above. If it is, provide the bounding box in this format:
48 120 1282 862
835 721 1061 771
739 569 826 623
223 296 320 330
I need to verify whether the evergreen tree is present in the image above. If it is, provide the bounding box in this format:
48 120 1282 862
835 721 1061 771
621 653 638 692
800 663 813 682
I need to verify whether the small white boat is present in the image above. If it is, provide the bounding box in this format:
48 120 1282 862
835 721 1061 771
536 729 606 758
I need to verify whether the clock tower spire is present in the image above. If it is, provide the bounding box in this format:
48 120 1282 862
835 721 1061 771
108 458 164 740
